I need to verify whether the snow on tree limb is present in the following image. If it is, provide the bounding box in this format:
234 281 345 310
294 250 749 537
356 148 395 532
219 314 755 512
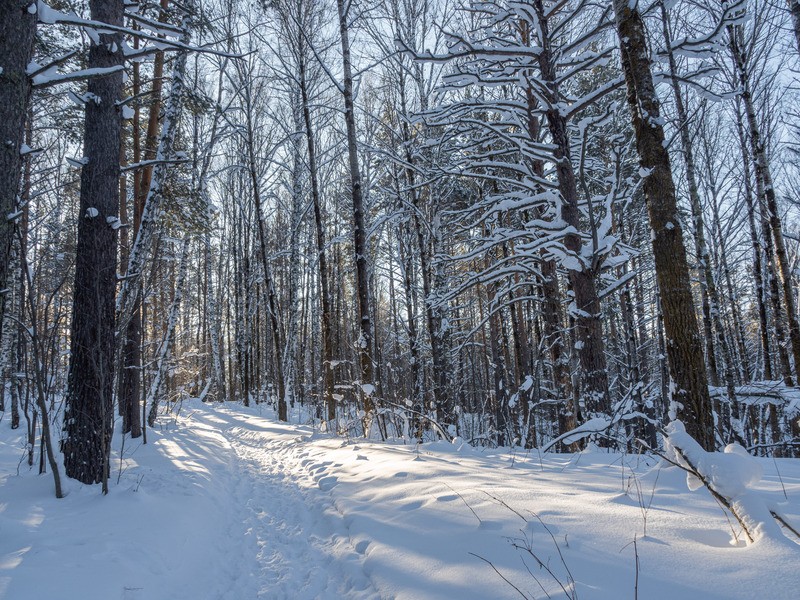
658 421 800 547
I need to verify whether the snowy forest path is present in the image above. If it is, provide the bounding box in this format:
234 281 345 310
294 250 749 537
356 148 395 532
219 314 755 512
185 406 381 600
2 400 799 600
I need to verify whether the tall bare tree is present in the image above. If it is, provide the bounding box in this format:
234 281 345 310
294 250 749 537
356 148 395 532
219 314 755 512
613 0 714 449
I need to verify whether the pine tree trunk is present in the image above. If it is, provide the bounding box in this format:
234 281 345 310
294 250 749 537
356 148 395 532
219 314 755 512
0 1 36 343
660 5 722 387
63 0 124 487
613 0 714 449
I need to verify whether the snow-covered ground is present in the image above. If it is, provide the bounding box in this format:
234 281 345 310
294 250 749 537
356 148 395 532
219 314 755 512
1 401 798 599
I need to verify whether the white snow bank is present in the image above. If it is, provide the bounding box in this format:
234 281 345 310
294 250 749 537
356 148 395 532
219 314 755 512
665 420 799 547
1 404 798 599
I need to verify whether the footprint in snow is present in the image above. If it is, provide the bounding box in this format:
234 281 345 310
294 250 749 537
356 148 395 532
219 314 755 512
435 494 459 502
318 476 338 491
354 540 370 555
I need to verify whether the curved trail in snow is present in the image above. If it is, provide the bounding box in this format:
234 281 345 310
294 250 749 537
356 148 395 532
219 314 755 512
175 402 800 600
188 408 381 600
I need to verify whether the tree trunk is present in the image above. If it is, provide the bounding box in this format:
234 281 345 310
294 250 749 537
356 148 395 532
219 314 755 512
119 0 171 437
336 0 376 418
533 0 610 418
298 53 335 422
396 79 452 428
613 0 714 449
0 1 36 342
63 0 124 488
730 27 800 382
788 0 800 54
147 237 190 426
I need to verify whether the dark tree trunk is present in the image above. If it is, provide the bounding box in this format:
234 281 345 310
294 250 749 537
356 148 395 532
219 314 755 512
0 1 36 339
336 0 375 418
789 0 800 54
120 301 143 436
614 0 715 450
62 0 124 488
532 0 610 418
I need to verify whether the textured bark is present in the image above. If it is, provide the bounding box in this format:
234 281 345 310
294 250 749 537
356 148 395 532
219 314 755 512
532 0 610 417
660 5 721 387
614 0 714 449
336 0 375 417
63 0 124 487
0 1 36 339
789 0 800 54
120 300 143 437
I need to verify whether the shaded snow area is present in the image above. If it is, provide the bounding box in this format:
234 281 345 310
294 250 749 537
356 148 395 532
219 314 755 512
1 401 798 599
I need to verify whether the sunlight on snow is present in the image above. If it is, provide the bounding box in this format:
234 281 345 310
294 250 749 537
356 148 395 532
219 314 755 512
0 546 30 570
155 438 211 477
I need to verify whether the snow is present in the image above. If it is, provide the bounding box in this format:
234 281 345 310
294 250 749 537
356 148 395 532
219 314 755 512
66 156 88 168
1 402 798 599
664 421 798 547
